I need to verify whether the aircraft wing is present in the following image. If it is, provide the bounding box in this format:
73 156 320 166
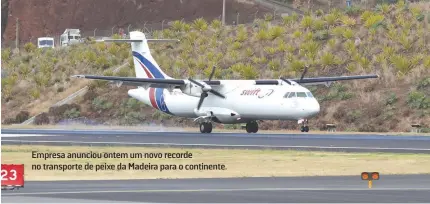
72 75 186 88
282 74 379 86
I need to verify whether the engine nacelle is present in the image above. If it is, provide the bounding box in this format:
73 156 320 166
180 81 204 97
194 107 241 124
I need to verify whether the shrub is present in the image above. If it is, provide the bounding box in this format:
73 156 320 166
24 42 37 53
34 112 50 125
193 18 208 31
407 91 429 109
341 16 356 27
1 48 11 62
57 86 64 93
389 54 419 75
267 59 281 71
64 108 80 119
95 56 111 69
236 29 248 42
92 97 113 111
386 93 398 105
171 20 185 32
230 63 258 79
324 13 338 26
342 28 355 39
15 111 30 123
256 29 269 40
301 16 314 30
364 14 385 28
264 13 273 21
210 19 222 29
312 19 326 30
268 26 284 39
417 77 430 92
320 52 337 68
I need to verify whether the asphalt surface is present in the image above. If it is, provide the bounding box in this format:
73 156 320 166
2 175 430 203
2 129 430 153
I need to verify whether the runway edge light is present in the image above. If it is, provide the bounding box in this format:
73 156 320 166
361 172 369 180
371 172 380 180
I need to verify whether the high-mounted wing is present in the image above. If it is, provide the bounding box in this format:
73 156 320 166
72 75 186 88
280 74 378 86
292 74 379 83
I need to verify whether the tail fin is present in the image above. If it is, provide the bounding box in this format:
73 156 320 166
104 31 179 79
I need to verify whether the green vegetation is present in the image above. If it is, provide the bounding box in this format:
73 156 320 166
2 2 429 132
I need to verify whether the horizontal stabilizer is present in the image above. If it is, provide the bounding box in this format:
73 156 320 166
102 39 179 43
103 39 143 42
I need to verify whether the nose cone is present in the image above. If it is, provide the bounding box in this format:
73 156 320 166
308 100 320 117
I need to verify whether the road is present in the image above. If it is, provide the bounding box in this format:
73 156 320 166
2 129 430 153
2 175 430 203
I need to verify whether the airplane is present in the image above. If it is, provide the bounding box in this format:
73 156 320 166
72 31 378 133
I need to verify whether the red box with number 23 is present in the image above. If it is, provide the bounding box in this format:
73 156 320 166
1 164 25 187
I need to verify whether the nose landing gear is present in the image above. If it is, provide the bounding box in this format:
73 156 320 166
299 119 310 132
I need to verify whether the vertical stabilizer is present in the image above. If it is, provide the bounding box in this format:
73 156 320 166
103 31 177 79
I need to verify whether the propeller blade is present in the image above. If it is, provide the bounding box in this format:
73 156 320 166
197 92 208 110
299 66 309 82
280 77 292 85
209 89 226 98
208 65 216 81
188 78 205 88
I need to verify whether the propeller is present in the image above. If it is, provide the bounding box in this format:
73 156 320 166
188 66 225 110
280 65 309 85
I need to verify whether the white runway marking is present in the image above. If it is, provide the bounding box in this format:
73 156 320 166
4 187 430 196
2 139 430 151
1 134 54 137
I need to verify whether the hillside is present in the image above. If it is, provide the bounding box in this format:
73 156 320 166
1 0 270 45
2 2 430 132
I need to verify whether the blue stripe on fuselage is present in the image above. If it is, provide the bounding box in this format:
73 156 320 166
132 51 165 79
155 88 173 115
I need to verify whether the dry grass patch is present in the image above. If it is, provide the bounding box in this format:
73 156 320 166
2 145 430 181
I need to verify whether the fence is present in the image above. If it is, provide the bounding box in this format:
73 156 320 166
2 0 422 50
1 7 290 50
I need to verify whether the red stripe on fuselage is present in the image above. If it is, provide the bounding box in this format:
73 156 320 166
137 59 154 78
149 88 159 109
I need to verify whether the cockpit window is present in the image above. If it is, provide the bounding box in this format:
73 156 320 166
306 92 314 98
283 92 290 98
287 92 296 98
297 92 307 97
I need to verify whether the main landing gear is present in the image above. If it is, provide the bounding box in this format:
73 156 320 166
246 121 259 133
199 122 213 133
300 119 310 132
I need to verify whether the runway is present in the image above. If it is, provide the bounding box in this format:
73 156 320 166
2 129 430 153
2 175 430 203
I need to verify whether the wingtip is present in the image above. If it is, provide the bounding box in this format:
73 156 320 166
71 75 85 78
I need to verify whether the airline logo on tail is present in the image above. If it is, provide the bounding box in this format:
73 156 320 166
132 51 166 79
132 51 172 114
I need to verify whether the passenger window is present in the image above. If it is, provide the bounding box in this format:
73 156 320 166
306 92 314 98
297 92 307 97
283 92 290 98
288 92 296 98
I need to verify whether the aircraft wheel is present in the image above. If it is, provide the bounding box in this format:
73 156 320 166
205 122 213 133
246 121 258 133
200 122 212 133
304 126 309 132
300 126 309 132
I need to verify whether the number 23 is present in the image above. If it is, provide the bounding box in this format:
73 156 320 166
1 169 17 180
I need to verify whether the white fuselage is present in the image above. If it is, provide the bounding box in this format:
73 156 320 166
128 80 320 124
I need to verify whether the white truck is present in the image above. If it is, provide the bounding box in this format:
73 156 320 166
60 29 82 47
37 37 55 48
